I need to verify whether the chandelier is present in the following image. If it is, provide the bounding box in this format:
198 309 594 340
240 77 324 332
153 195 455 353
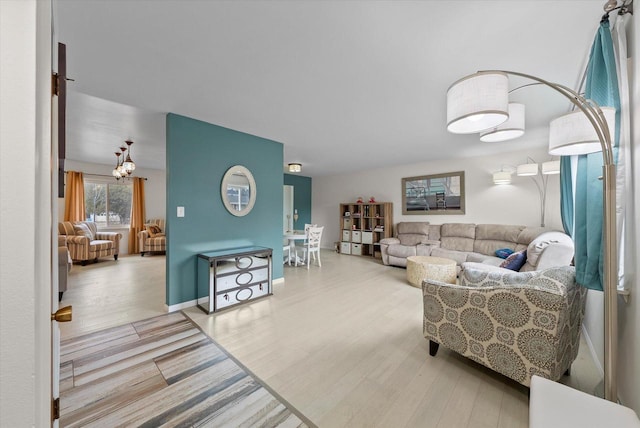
112 140 136 180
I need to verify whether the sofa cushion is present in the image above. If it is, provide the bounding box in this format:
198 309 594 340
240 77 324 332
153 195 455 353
440 223 476 252
73 223 94 240
396 221 430 246
396 222 429 235
398 234 428 246
476 224 524 242
430 247 468 265
387 244 418 258
428 225 441 241
473 224 524 256
500 250 527 271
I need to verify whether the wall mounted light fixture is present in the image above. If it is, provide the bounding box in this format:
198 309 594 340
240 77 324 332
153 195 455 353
492 170 512 185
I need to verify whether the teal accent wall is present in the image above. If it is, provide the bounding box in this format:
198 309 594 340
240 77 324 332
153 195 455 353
166 113 284 306
284 173 312 227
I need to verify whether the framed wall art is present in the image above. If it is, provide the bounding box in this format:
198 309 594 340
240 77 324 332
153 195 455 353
402 171 465 215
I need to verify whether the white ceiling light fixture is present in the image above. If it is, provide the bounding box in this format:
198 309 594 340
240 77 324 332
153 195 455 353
288 163 302 173
548 107 616 156
446 71 510 134
480 103 526 142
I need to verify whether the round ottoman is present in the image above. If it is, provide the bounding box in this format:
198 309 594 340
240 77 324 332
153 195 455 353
406 256 457 288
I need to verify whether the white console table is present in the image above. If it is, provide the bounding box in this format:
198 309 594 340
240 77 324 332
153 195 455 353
196 246 272 314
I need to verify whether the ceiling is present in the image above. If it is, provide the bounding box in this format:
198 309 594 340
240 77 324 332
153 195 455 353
57 0 607 177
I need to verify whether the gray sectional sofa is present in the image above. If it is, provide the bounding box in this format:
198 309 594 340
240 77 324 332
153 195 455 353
379 222 574 272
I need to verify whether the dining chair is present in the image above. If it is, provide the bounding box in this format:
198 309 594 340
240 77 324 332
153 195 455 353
297 226 323 269
283 244 291 266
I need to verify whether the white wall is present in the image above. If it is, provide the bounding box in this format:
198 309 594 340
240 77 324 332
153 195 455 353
313 146 562 248
618 12 640 412
59 159 166 254
0 1 50 426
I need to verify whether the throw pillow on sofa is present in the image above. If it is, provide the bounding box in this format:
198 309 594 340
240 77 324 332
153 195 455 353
73 223 94 240
500 250 527 271
145 224 163 238
495 248 515 259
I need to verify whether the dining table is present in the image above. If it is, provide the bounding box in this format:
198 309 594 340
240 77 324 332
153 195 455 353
284 230 307 266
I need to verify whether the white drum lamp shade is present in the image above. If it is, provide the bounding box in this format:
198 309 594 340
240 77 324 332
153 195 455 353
542 160 560 175
447 72 510 134
517 163 538 176
480 103 525 142
548 107 616 155
493 171 512 185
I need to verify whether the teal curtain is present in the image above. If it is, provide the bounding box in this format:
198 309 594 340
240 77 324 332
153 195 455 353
574 20 620 291
559 156 573 237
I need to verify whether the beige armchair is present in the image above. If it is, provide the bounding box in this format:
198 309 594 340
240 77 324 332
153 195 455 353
423 265 587 387
58 221 122 265
138 219 166 256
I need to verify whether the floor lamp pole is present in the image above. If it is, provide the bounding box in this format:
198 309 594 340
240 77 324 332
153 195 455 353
478 70 618 402
514 72 619 403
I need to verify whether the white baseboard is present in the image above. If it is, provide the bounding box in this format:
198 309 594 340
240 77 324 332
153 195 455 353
165 299 197 313
581 324 604 377
273 277 284 285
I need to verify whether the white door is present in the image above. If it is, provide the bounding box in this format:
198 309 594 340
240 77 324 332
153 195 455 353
284 185 294 232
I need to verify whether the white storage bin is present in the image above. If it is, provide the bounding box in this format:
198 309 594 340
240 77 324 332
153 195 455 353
342 230 351 241
352 230 362 243
362 231 373 244
351 243 362 256
340 242 351 254
343 218 352 230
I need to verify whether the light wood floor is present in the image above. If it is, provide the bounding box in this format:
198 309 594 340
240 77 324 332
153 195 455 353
61 251 601 427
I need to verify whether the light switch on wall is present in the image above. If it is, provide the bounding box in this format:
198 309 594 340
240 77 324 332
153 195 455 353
177 206 185 217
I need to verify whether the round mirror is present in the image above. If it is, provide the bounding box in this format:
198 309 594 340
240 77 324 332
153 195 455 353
221 165 256 216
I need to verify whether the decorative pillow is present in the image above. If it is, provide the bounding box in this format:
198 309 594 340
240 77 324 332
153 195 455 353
499 250 527 271
73 223 94 240
495 248 514 259
146 224 163 238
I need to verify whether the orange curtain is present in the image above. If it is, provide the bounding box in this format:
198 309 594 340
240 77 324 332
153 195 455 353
128 177 146 254
64 171 85 222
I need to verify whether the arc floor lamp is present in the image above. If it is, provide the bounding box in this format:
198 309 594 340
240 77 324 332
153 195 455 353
447 70 618 402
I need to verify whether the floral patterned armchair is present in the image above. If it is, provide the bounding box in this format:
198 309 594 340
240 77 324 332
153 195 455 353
422 264 587 387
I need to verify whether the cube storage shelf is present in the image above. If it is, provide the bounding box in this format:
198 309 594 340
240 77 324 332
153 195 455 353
339 202 393 258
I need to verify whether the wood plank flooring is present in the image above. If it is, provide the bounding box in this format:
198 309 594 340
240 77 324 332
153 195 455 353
60 252 601 427
60 311 310 427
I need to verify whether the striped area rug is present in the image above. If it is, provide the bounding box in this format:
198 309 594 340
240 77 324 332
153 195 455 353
60 311 311 427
